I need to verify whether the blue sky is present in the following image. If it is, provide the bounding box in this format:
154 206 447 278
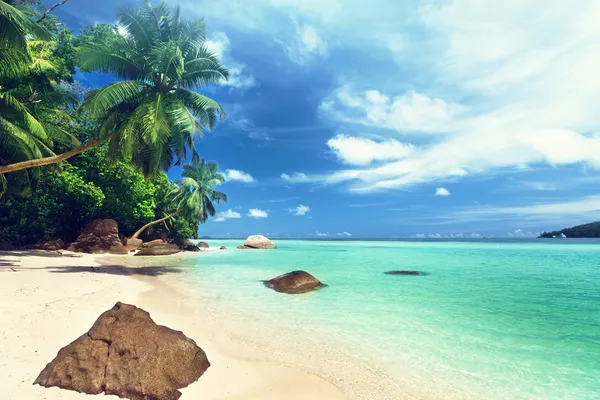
48 0 600 238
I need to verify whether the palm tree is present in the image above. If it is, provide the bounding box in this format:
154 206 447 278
0 0 228 176
129 159 227 239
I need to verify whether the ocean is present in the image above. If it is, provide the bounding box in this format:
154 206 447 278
178 239 600 399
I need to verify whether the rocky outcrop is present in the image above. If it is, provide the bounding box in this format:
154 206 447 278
35 239 66 251
141 239 167 248
178 239 200 252
124 238 143 251
198 241 209 249
239 235 276 249
263 270 325 294
384 270 424 275
34 302 210 400
219 246 227 250
135 243 181 256
67 219 128 254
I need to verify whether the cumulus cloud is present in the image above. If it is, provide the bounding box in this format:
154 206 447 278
327 134 414 166
435 187 451 196
316 231 330 237
290 204 310 216
247 208 269 218
205 32 255 89
225 169 255 183
214 209 242 222
337 232 352 237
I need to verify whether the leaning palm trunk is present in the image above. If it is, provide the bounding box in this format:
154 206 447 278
129 210 180 240
0 138 104 174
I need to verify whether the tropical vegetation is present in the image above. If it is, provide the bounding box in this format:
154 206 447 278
0 0 230 246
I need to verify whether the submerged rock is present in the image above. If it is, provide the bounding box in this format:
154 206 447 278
220 246 227 250
67 219 128 254
35 239 65 251
34 302 210 400
240 235 276 249
263 270 326 294
384 270 424 275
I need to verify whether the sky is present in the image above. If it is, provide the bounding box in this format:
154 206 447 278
46 0 600 238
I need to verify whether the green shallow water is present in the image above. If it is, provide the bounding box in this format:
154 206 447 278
181 239 600 399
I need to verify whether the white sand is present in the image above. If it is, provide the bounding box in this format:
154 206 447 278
0 250 344 400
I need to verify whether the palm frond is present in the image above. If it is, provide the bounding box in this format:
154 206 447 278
82 80 147 118
78 44 145 80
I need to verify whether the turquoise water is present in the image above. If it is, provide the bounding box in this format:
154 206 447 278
182 240 600 399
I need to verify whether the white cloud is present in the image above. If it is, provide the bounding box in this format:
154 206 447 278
205 32 256 90
431 195 600 228
316 231 329 237
285 24 328 64
321 87 467 134
247 208 269 218
214 209 242 222
290 204 310 216
337 232 352 237
507 229 538 238
281 172 312 183
225 169 255 183
435 187 451 196
302 1 600 192
327 134 414 166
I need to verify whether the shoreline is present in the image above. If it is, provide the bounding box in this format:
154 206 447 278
0 250 345 400
103 253 413 400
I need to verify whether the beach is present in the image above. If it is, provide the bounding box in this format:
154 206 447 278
0 250 347 400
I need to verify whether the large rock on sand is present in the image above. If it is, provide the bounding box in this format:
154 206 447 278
135 242 181 256
263 270 326 294
34 302 210 400
67 219 128 254
141 239 167 248
35 239 65 251
239 235 276 250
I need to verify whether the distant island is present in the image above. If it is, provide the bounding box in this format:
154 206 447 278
539 221 600 238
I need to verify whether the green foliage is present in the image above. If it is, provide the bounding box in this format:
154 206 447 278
70 146 156 235
0 165 104 244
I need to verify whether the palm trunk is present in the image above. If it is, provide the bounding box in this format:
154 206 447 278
130 210 180 240
0 138 104 174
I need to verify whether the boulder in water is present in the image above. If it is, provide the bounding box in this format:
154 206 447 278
34 302 210 400
263 270 325 294
220 246 227 250
241 235 276 249
67 219 128 254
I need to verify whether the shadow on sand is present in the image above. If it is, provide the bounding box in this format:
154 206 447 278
44 265 183 277
4 264 183 277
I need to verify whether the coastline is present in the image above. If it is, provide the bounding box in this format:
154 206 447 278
0 250 345 400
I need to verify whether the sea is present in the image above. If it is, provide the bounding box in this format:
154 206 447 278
177 239 600 399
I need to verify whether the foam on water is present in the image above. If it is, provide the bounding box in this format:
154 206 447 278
178 240 600 399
